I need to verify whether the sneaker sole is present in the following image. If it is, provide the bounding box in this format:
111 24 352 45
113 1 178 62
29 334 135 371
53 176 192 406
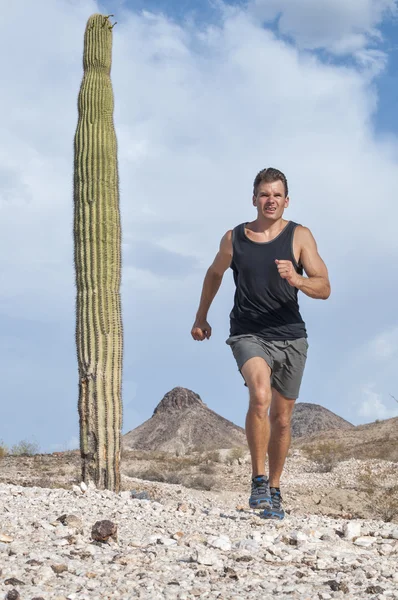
261 509 285 520
249 498 272 510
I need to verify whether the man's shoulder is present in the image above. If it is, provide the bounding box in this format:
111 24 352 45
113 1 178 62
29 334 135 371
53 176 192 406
293 224 314 242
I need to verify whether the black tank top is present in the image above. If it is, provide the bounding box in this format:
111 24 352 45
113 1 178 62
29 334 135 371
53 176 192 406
229 221 307 340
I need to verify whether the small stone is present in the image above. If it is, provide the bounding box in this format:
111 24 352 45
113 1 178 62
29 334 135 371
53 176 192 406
224 566 239 580
177 503 188 512
196 549 222 567
343 521 362 540
51 563 68 574
80 481 88 492
326 580 349 593
26 559 43 566
208 535 231 551
131 490 150 500
5 591 20 600
4 578 25 586
354 537 375 548
391 529 398 540
56 514 83 530
366 586 384 594
0 534 13 543
91 520 118 542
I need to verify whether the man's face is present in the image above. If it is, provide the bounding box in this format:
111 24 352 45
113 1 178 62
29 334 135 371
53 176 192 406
253 180 289 220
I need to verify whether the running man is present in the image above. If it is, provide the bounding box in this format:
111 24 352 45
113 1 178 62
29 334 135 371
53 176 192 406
191 167 330 520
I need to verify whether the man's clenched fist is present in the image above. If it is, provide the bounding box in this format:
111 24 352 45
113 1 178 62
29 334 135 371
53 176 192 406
191 318 212 341
275 259 299 287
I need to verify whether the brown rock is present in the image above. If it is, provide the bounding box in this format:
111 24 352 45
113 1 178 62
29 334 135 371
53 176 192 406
51 564 68 574
26 559 43 566
91 520 118 542
5 590 20 600
4 578 25 586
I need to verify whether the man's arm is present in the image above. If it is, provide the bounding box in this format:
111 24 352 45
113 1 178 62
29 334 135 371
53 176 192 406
191 230 233 340
276 226 330 299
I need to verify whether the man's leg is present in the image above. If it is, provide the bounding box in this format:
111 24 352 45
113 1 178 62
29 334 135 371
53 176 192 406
240 357 272 478
268 388 296 488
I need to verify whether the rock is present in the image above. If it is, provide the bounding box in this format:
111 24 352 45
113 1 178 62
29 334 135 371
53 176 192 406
56 514 83 530
4 578 25 586
5 591 20 600
366 585 384 594
195 549 223 567
354 536 375 547
131 490 150 500
91 520 118 543
207 535 231 551
326 580 349 593
80 481 88 492
343 521 362 540
51 563 68 574
0 533 13 543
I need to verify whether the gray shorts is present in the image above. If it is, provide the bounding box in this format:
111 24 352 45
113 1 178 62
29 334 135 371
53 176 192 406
226 334 308 399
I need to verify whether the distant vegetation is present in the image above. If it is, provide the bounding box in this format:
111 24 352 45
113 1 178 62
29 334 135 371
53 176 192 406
0 439 39 457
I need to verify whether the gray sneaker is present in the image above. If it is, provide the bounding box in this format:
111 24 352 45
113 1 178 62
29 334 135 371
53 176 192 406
262 487 285 520
249 475 272 509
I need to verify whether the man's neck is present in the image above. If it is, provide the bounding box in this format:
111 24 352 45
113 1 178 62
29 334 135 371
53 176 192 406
247 217 288 238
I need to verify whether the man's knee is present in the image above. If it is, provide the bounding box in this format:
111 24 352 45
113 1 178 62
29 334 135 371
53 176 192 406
269 411 292 431
248 388 272 419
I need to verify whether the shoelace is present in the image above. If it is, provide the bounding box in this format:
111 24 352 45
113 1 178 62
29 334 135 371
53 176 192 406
252 477 269 496
270 489 282 509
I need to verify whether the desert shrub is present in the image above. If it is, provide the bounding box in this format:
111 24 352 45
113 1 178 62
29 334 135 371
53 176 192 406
199 463 216 475
204 450 222 463
11 439 39 456
226 446 246 465
0 440 8 458
301 441 344 472
188 475 216 491
356 465 398 522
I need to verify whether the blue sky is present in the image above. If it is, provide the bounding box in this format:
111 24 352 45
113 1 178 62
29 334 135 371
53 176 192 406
2 0 398 452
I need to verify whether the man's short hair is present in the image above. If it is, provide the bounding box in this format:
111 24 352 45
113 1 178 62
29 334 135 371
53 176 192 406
253 168 288 198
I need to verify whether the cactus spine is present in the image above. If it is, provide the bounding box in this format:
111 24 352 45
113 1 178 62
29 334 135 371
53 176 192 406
73 13 123 491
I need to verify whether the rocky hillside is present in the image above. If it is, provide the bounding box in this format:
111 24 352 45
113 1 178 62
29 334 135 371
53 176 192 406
293 415 398 462
123 387 247 453
291 402 354 438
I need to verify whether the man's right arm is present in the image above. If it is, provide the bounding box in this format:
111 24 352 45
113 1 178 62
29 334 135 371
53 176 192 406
191 230 233 341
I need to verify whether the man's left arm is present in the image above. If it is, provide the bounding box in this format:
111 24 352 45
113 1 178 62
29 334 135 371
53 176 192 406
276 226 331 299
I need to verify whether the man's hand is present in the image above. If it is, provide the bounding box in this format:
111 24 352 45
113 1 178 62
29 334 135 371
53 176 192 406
191 318 212 341
275 259 299 287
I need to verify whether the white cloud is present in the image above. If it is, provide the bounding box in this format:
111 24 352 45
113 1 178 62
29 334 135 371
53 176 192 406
358 385 398 420
250 0 397 60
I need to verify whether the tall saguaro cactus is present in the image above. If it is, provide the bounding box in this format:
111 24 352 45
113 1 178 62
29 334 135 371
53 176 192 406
73 13 123 491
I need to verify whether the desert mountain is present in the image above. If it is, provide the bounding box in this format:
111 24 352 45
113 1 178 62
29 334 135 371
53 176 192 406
293 415 398 462
123 387 247 453
291 402 354 438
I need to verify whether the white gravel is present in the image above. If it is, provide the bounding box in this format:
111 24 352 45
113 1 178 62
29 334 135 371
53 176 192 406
1 481 398 599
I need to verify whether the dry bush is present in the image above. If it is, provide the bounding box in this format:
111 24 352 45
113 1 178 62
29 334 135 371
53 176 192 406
188 475 216 491
11 439 40 456
199 463 216 475
203 450 222 463
356 465 398 522
0 441 8 458
226 446 247 465
301 441 345 472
